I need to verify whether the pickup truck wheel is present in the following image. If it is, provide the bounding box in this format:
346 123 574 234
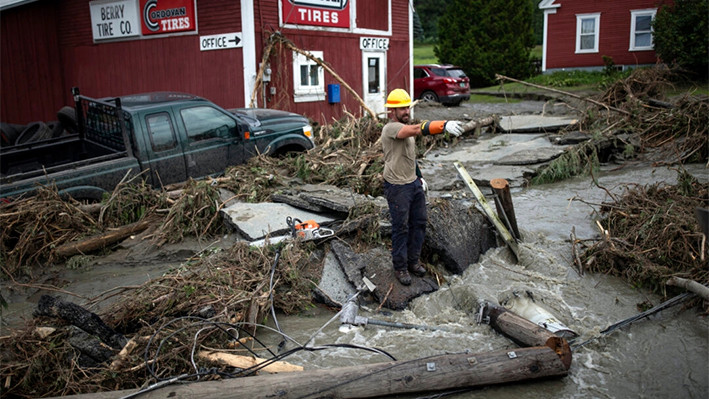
16 122 52 145
57 106 78 133
1 122 23 147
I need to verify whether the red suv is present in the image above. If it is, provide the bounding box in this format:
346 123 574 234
413 64 470 106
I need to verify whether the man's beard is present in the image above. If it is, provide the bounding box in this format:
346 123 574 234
396 113 409 123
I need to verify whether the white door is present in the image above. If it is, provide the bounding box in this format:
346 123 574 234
362 51 386 117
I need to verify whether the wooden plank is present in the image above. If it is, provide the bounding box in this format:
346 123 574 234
454 162 519 260
46 347 568 399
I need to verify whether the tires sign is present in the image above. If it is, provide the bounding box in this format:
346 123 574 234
281 0 350 28
89 0 141 41
140 0 196 36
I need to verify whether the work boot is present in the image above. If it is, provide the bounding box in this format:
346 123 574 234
395 269 412 286
408 262 427 277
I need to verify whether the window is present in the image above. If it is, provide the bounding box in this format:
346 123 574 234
413 67 428 79
368 57 380 94
576 13 600 53
630 9 656 51
146 113 176 152
293 50 325 103
180 106 237 143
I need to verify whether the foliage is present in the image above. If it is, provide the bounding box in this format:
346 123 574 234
435 0 535 87
413 0 449 43
653 0 709 80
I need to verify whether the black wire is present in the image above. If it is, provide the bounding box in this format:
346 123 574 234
144 317 278 381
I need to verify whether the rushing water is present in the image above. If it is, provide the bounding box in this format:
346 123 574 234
1 159 706 398
259 163 709 399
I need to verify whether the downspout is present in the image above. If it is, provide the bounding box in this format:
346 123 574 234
242 0 257 107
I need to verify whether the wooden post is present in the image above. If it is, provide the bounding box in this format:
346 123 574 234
46 346 568 399
483 302 571 370
454 162 519 261
490 178 520 240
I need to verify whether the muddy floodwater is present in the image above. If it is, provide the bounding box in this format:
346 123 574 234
2 99 707 398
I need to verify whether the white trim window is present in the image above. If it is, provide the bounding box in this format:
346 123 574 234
293 50 325 103
576 13 600 53
630 9 656 51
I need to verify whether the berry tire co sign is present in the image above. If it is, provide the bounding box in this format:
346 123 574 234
281 0 350 28
90 0 197 42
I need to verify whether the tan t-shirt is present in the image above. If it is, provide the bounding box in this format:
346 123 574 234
381 121 417 185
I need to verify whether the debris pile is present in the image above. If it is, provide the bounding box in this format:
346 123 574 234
530 67 708 184
581 169 708 301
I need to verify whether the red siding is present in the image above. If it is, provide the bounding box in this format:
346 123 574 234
1 1 64 125
357 0 388 31
1 0 411 125
546 0 671 70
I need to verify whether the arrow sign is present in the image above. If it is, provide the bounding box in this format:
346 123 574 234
200 32 243 51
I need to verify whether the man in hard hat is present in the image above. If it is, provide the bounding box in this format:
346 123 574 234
381 88 464 285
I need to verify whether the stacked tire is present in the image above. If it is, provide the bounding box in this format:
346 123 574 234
0 106 78 147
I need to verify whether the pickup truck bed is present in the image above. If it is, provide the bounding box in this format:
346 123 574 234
1 135 126 182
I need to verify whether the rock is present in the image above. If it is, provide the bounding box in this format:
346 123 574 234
425 199 497 274
361 247 439 311
494 147 566 165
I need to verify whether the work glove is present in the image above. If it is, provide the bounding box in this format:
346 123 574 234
444 121 464 137
420 178 428 194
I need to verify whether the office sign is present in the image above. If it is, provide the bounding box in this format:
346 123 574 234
281 0 350 28
200 32 243 51
360 37 389 51
90 0 141 41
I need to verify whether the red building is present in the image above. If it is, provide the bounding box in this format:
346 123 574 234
0 0 413 125
539 0 670 73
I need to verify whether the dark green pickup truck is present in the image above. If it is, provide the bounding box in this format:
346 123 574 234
0 88 314 201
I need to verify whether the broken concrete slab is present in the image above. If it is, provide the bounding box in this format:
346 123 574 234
330 240 367 291
425 199 497 274
497 115 578 133
550 131 592 145
221 202 336 241
272 184 388 216
494 146 566 165
314 251 357 307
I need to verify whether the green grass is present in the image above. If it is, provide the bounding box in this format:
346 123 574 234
413 44 544 65
468 94 521 103
414 43 437 65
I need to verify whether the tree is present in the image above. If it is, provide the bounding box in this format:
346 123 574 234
413 0 449 43
435 0 535 87
652 0 708 80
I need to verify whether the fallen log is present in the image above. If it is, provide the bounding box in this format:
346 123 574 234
198 351 304 373
495 74 631 116
666 277 709 301
483 302 571 370
53 217 157 258
461 115 497 135
46 346 568 399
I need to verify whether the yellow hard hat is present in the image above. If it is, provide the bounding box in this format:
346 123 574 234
385 89 412 108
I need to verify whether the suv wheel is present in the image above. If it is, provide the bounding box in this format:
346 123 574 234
420 91 439 103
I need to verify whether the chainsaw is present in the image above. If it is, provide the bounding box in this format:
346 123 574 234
249 216 335 247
